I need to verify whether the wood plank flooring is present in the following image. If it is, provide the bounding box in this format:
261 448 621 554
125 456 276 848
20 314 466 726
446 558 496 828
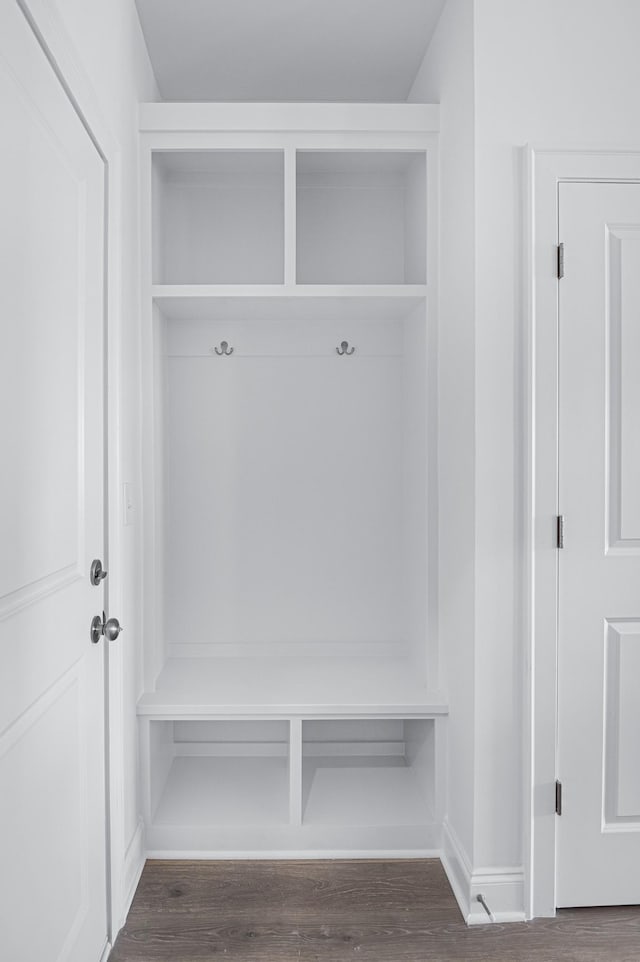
110 859 640 961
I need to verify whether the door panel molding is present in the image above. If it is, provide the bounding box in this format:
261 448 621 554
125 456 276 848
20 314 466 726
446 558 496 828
604 618 640 827
525 147 640 919
0 661 92 962
606 224 640 553
0 565 81 621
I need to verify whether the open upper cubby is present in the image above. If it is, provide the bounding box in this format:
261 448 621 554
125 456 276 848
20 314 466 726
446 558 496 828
152 150 284 284
296 151 427 285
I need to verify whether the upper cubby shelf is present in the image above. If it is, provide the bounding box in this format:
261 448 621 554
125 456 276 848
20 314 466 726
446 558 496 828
151 286 427 323
152 150 285 285
296 151 426 285
151 147 428 288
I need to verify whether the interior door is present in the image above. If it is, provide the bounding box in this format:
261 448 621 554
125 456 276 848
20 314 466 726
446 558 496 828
0 2 109 959
557 181 640 907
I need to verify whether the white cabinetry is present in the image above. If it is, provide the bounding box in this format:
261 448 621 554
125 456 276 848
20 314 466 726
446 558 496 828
139 103 446 857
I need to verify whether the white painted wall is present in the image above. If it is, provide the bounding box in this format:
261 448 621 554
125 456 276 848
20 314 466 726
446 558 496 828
408 0 476 865
412 0 640 916
49 0 158 912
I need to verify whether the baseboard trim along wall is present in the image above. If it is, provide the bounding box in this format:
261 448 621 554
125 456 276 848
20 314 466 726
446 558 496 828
122 818 146 923
440 820 526 924
99 941 112 962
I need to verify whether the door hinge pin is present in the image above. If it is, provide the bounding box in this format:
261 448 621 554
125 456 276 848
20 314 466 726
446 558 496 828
557 242 564 279
556 514 565 549
555 779 563 816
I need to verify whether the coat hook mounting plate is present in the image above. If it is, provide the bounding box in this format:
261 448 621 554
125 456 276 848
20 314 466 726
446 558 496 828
336 340 355 355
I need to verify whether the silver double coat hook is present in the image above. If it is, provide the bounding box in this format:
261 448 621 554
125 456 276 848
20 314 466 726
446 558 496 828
211 340 356 356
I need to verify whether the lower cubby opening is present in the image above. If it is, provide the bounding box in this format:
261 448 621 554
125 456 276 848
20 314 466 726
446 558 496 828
145 720 290 847
302 719 434 828
142 716 442 856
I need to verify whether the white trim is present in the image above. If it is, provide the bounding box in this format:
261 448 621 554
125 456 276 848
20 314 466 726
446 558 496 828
143 131 435 155
440 819 473 921
99 941 112 962
467 870 525 926
152 283 430 299
525 147 640 920
137 704 447 719
16 0 129 943
145 848 442 860
441 821 525 924
122 818 145 923
171 740 406 758
139 101 439 133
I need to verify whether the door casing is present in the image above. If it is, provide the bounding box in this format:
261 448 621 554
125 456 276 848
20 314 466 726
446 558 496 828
525 147 640 919
14 0 138 943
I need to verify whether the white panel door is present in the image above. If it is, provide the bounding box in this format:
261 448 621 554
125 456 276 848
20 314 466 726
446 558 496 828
0 2 108 960
557 182 640 907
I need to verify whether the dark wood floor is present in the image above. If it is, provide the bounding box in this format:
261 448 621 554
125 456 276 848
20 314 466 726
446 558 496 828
110 859 640 962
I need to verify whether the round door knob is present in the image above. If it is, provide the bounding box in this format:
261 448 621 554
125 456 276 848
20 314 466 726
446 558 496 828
103 617 123 642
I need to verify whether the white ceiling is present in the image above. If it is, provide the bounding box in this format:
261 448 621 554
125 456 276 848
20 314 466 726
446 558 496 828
135 0 445 103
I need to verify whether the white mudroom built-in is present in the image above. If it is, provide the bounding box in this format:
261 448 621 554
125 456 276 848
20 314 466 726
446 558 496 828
137 104 447 859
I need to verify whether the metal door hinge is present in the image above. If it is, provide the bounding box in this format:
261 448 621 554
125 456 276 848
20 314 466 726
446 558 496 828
555 779 563 815
557 242 564 279
556 515 565 549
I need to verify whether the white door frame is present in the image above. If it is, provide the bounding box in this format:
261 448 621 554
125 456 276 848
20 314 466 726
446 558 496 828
14 0 134 943
525 146 640 919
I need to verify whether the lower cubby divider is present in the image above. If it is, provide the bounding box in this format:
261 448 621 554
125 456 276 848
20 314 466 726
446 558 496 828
289 718 303 827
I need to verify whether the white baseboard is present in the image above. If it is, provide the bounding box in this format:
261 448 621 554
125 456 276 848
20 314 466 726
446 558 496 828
467 868 526 925
441 819 526 925
122 818 145 920
440 818 474 920
145 847 442 860
99 941 112 962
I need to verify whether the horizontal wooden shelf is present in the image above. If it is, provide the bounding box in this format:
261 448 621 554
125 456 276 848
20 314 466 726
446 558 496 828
140 102 440 134
138 656 448 718
152 285 428 322
152 284 429 296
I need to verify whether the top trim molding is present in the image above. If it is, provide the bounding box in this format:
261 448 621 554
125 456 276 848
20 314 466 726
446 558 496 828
139 102 439 134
